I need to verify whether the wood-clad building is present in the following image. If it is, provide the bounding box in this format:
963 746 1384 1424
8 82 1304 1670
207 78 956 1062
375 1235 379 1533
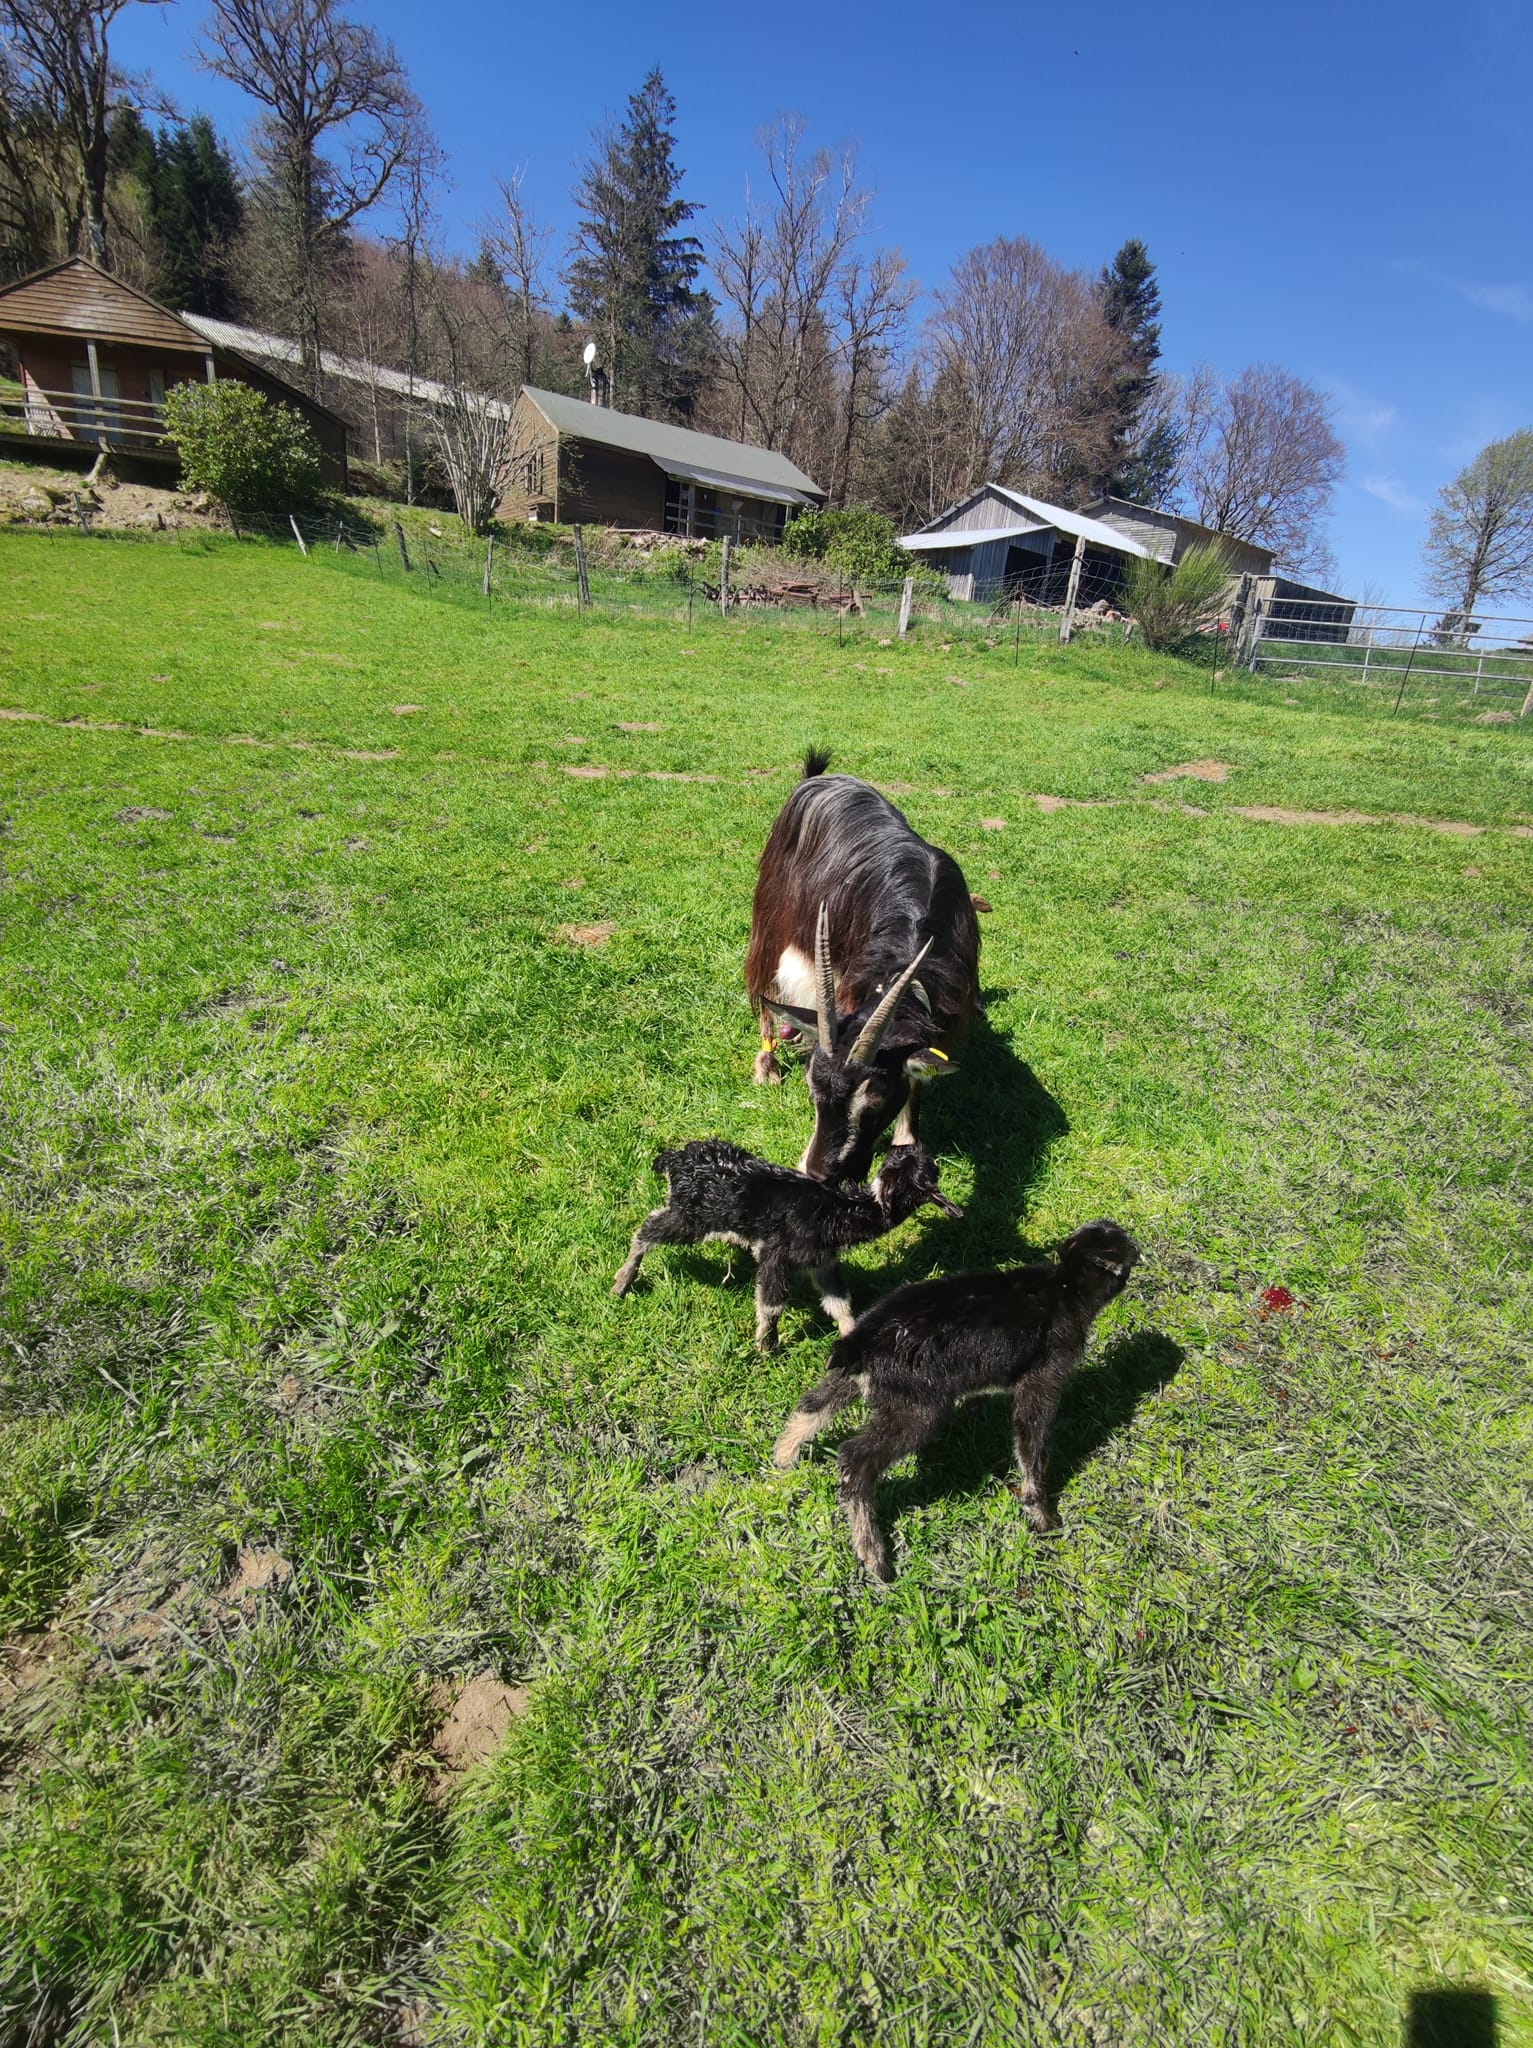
0 258 348 482
899 483 1276 603
503 386 825 538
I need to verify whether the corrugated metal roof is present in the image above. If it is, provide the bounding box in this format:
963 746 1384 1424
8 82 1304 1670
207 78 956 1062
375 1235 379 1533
661 455 816 507
184 315 518 419
0 257 209 351
989 487 1166 559
521 386 824 500
899 523 1044 551
906 484 1172 562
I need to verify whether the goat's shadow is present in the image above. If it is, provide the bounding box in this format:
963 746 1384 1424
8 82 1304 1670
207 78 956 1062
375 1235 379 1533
862 996 1069 1297
868 1327 1185 1538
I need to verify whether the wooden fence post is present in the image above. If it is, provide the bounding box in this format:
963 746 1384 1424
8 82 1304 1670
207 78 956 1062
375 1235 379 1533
897 575 914 639
482 534 494 599
1519 673 1533 720
289 514 309 556
1058 534 1086 644
720 535 732 617
394 520 411 572
574 524 590 610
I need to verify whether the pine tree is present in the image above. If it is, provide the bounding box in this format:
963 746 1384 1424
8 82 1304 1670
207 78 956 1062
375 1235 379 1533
1097 238 1177 504
151 116 244 315
565 69 714 422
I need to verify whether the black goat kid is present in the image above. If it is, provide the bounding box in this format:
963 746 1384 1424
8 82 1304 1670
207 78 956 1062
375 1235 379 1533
612 1139 962 1352
773 1219 1140 1579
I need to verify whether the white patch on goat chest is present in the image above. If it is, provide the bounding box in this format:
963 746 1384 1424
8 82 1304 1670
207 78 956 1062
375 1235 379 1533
773 945 820 1011
703 1230 753 1251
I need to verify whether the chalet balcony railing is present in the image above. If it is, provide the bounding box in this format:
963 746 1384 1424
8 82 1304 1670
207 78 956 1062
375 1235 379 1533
3 387 172 450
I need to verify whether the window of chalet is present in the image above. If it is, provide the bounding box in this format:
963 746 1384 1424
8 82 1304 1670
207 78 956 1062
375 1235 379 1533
521 447 546 497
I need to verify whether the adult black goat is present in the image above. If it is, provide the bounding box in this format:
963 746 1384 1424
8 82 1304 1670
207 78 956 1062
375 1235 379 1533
773 1220 1140 1579
612 1138 961 1352
745 751 981 1183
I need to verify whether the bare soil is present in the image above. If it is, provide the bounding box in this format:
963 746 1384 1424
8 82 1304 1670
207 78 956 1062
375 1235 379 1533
1142 759 1234 784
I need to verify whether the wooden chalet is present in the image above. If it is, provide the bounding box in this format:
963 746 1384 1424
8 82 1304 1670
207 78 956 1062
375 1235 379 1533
0 258 348 482
503 386 826 539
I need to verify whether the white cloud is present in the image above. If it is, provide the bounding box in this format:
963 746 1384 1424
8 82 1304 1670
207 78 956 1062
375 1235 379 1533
1390 260 1533 324
1359 474 1425 514
1329 378 1398 447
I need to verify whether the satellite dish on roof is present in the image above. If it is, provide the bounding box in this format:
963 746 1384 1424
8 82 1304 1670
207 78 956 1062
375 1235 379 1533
582 341 597 367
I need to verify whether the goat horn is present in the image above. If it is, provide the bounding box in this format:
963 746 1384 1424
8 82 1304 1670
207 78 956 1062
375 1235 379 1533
847 938 933 1066
813 901 837 1055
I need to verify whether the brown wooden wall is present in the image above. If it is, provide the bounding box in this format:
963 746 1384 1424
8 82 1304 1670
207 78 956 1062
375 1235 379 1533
557 439 666 528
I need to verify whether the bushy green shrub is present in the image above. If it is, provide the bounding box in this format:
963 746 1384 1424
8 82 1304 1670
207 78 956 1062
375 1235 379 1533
781 505 912 585
498 519 564 555
1121 541 1233 652
163 380 321 519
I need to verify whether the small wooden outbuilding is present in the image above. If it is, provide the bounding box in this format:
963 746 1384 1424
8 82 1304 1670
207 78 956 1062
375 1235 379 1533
899 484 1276 603
0 258 348 482
501 386 826 539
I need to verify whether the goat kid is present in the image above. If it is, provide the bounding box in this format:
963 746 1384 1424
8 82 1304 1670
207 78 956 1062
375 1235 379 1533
612 1139 962 1352
746 752 981 1183
773 1219 1140 1580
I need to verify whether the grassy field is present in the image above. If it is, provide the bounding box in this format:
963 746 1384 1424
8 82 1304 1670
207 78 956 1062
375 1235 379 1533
1 528 1530 2047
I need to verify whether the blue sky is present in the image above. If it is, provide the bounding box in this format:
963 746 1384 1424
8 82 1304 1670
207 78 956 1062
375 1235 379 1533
115 0 1531 606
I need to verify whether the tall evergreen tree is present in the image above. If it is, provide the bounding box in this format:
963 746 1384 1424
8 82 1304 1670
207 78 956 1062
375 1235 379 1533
565 69 714 422
1097 238 1178 504
152 116 243 315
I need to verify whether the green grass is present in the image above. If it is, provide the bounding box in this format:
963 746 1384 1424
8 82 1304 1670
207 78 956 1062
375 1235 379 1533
1 528 1530 2047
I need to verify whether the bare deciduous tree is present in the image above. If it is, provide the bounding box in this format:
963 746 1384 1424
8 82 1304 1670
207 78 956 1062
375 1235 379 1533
417 255 549 534
1422 429 1533 618
0 0 156 266
711 116 914 499
200 0 423 388
921 234 1123 505
1172 361 1343 577
480 166 552 391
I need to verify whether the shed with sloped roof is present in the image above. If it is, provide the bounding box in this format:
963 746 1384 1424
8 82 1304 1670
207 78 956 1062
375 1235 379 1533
503 385 825 538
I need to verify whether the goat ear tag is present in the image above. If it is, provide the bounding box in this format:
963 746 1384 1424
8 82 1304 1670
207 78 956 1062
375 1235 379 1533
906 1048 951 1077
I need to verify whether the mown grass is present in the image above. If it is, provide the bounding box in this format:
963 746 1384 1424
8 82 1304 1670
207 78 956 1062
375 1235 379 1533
1 528 1530 2047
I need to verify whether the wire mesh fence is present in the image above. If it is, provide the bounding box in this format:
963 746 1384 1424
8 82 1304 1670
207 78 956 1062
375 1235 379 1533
196 504 1151 661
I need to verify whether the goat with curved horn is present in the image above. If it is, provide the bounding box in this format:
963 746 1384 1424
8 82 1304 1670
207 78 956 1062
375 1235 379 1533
745 753 980 1183
814 902 837 1056
848 939 933 1067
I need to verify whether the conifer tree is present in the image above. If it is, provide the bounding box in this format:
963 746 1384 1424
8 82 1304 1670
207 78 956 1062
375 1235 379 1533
1098 238 1178 504
152 115 243 315
565 69 714 422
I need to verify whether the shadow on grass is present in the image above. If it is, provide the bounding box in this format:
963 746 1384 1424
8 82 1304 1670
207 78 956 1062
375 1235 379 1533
875 1002 1070 1291
1406 1989 1497 2048
871 1327 1184 1537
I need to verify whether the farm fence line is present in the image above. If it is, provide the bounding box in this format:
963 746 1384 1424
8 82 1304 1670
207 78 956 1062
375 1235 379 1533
29 496 1533 721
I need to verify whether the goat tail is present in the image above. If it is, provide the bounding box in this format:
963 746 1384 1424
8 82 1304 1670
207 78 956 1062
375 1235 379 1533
651 1147 684 1181
801 746 833 780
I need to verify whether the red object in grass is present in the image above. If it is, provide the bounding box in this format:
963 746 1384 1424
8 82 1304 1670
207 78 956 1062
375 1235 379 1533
1260 1285 1296 1314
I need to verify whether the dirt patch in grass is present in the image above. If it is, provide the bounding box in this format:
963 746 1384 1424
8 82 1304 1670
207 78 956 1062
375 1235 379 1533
617 721 662 732
554 922 615 948
1142 759 1233 784
429 1674 529 1790
392 704 421 716
1 1627 73 1705
1232 804 1488 836
1475 711 1517 723
116 805 173 823
980 817 1006 831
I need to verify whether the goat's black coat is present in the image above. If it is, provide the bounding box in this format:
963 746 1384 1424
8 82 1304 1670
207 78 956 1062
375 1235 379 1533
746 752 981 1181
773 1219 1140 1578
612 1138 960 1350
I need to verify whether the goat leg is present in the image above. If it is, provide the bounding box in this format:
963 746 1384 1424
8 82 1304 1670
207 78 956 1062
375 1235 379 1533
612 1208 681 1297
753 1249 793 1353
753 1012 783 1085
1010 1373 1064 1532
772 1368 860 1468
812 1263 856 1336
837 1402 946 1582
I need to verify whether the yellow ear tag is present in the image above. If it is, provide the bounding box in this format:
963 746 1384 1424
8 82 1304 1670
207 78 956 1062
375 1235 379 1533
925 1046 949 1062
